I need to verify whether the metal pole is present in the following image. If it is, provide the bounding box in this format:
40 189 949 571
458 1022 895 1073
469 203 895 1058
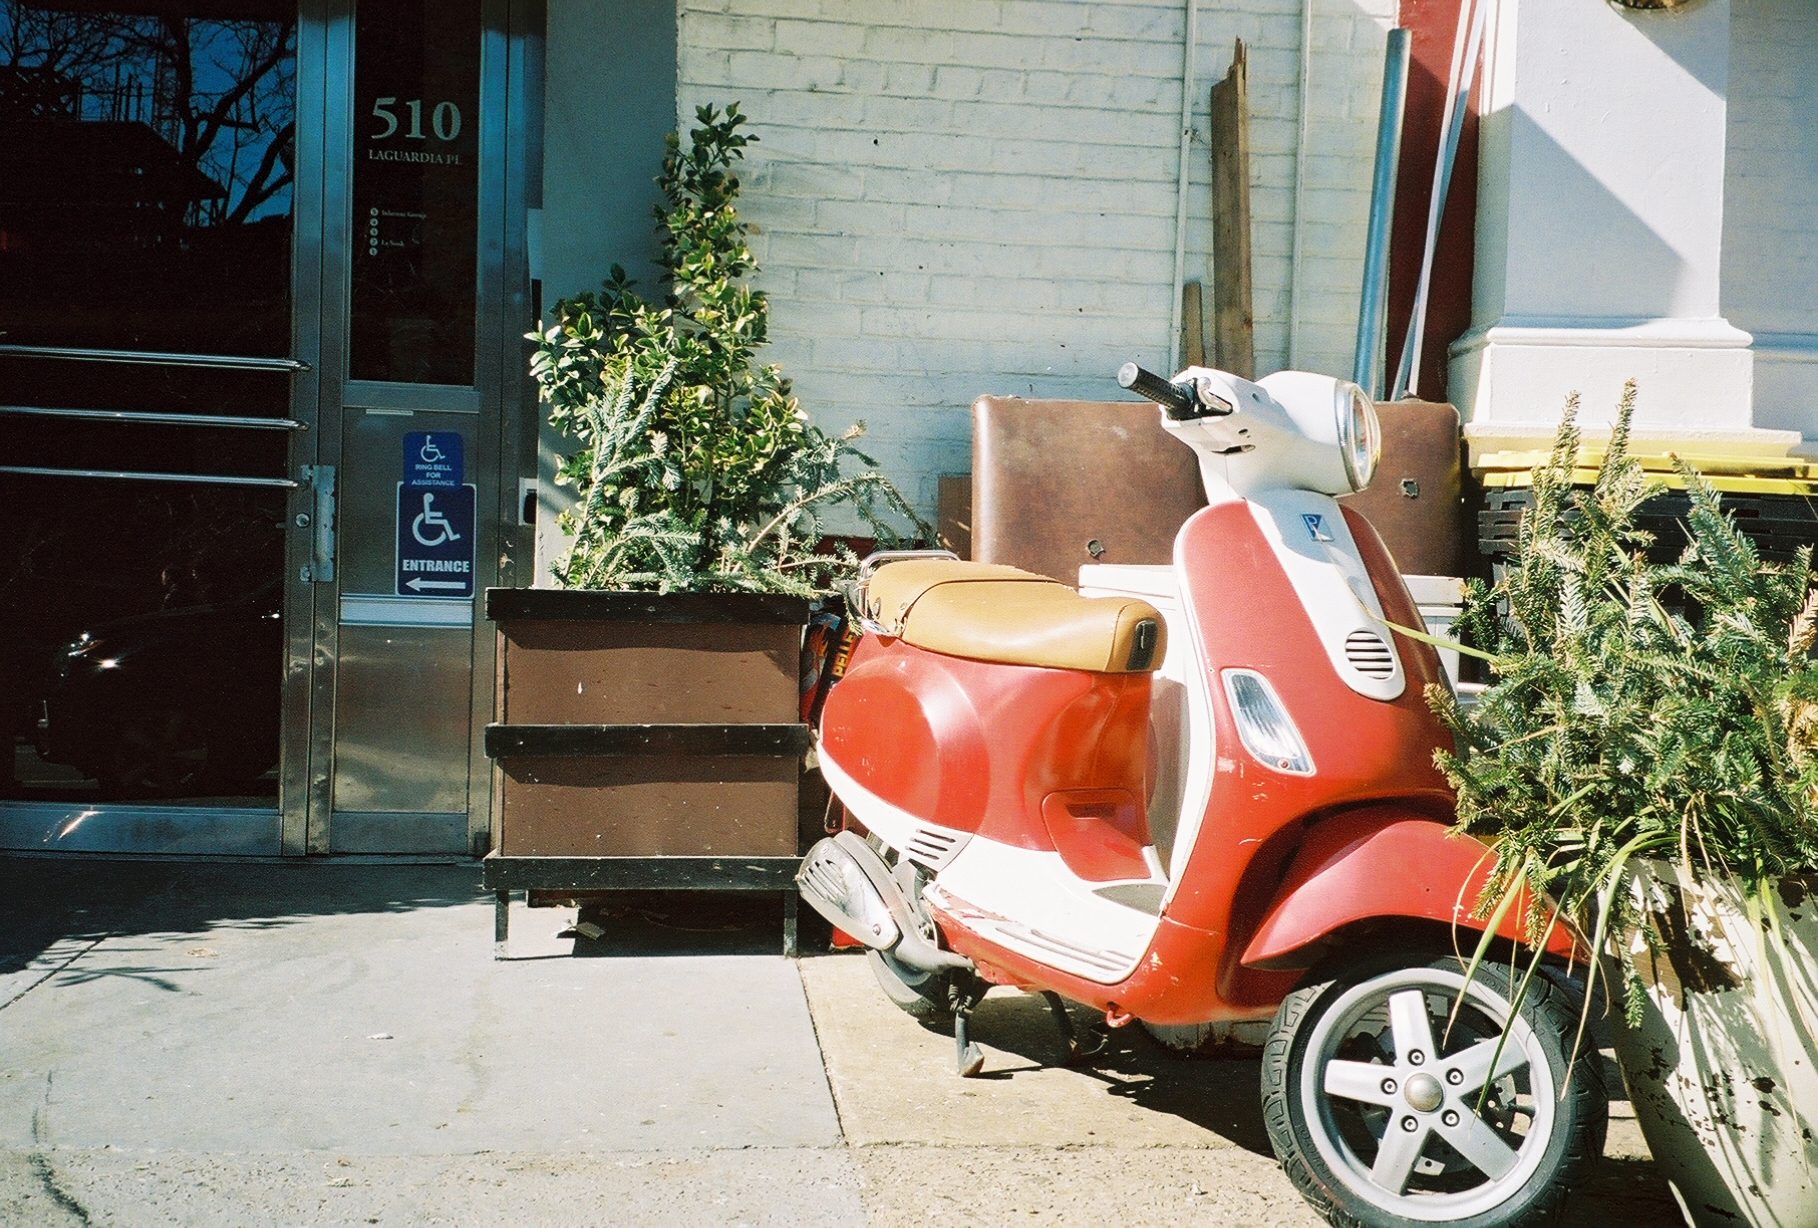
1389 0 1476 402
1353 28 1411 399
1394 0 1495 401
1168 0 1200 373
1286 0 1315 369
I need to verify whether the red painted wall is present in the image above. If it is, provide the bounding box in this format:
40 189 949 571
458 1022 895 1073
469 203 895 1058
1387 0 1480 404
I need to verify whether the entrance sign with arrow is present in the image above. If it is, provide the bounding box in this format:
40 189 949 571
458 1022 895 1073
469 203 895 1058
396 482 476 598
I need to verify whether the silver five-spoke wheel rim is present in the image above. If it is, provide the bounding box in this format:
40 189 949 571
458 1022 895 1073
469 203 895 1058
1299 967 1557 1222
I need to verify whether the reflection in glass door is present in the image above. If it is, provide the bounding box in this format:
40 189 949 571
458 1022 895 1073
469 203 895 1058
0 2 299 841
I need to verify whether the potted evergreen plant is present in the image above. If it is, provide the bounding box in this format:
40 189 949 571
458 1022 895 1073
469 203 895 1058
1423 384 1818 1227
482 105 922 943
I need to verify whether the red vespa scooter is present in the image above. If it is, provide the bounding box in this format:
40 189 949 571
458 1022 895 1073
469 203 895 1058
796 363 1606 1228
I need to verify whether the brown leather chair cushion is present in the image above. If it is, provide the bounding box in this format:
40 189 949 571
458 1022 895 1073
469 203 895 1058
863 560 1167 674
972 397 1205 584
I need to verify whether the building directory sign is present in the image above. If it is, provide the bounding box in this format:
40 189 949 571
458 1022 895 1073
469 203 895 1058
350 0 481 386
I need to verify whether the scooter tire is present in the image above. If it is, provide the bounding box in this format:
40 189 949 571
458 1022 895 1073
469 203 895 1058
867 948 955 1024
1261 948 1607 1228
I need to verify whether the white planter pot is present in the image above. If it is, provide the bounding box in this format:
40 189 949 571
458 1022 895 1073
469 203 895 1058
1610 860 1818 1228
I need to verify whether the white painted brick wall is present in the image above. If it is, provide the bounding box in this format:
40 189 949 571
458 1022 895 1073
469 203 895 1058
1723 0 1818 439
675 0 1393 518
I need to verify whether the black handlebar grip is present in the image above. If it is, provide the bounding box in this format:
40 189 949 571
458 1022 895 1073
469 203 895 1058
1117 362 1197 419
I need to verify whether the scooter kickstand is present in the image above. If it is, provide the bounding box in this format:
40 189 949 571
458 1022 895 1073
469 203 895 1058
1039 991 1108 1065
953 980 986 1078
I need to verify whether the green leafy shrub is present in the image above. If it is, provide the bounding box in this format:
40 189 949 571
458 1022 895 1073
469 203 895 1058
1427 380 1818 1026
529 103 926 593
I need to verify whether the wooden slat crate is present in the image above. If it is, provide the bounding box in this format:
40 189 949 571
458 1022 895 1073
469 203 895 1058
1480 488 1818 564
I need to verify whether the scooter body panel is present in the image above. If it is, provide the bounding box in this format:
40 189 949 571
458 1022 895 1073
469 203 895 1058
1160 500 1453 929
918 500 1461 1020
925 905 1284 1026
1238 805 1578 970
820 636 1155 868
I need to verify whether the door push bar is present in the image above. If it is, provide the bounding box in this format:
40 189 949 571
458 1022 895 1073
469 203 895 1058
0 344 310 373
0 405 307 431
0 465 335 579
0 465 301 489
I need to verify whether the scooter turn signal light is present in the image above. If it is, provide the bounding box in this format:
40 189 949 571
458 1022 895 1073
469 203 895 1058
1222 669 1315 776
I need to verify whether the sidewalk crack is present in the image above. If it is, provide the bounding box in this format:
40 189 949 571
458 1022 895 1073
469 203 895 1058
795 958 850 1146
0 936 106 1013
29 1072 92 1225
28 1154 93 1228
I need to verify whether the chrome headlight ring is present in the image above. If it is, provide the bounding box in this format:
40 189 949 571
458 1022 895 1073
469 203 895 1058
1336 381 1382 493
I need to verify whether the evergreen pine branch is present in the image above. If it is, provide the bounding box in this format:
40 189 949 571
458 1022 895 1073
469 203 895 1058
1432 381 1818 985
528 107 927 594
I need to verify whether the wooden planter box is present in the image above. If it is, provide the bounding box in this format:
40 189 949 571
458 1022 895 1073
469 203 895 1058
481 588 815 955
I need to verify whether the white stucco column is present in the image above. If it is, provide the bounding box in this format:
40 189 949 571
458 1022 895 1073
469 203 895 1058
1450 0 1792 457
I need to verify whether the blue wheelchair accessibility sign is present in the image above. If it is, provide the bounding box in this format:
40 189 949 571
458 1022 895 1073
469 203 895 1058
396 483 476 598
404 432 463 488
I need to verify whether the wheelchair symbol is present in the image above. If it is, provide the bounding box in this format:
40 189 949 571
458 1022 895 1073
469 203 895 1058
418 438 445 465
411 492 461 547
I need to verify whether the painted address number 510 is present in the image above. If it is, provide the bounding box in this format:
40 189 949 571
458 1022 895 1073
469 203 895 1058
371 97 462 141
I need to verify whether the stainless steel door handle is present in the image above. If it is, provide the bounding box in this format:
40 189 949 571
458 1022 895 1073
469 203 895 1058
0 344 310 373
0 466 301 488
0 405 307 430
300 465 337 583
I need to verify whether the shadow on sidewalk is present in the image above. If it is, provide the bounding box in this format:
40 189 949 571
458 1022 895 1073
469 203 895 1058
883 985 1281 1156
566 890 801 958
0 856 485 986
3 857 817 987
890 978 1678 1223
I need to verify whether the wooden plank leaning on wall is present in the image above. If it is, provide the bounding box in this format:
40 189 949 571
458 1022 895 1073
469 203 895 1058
1209 38 1254 380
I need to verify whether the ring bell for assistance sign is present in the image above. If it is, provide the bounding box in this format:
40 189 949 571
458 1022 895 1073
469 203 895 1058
397 433 475 599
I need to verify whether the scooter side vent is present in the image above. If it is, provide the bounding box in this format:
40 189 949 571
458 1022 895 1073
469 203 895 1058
1343 630 1396 679
904 826 960 869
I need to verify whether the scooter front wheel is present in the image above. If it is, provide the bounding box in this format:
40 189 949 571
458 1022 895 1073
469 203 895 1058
1261 950 1607 1228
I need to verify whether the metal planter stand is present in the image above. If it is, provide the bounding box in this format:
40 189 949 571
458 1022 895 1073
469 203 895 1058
482 588 814 957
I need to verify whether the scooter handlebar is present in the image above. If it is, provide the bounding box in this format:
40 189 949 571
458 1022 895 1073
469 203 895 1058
1117 362 1208 420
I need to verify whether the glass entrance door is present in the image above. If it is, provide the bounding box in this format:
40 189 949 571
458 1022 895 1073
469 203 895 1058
0 0 519 855
0 1 302 851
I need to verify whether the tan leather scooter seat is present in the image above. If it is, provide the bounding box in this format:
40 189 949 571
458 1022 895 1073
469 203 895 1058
862 559 1167 673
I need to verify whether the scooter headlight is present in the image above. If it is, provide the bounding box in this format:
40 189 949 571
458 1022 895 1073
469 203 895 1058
1222 669 1315 775
1336 381 1381 493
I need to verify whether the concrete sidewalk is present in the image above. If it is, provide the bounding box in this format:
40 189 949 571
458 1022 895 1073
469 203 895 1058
0 859 1683 1227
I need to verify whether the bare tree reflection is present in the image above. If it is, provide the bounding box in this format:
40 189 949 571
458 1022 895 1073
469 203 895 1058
0 2 296 227
0 3 298 798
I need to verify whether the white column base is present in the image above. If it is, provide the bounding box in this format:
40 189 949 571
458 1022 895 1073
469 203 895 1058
1449 318 1757 435
1752 334 1818 449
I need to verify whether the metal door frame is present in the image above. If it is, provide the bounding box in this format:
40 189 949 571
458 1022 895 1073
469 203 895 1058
482 0 542 852
283 2 331 855
286 0 527 856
